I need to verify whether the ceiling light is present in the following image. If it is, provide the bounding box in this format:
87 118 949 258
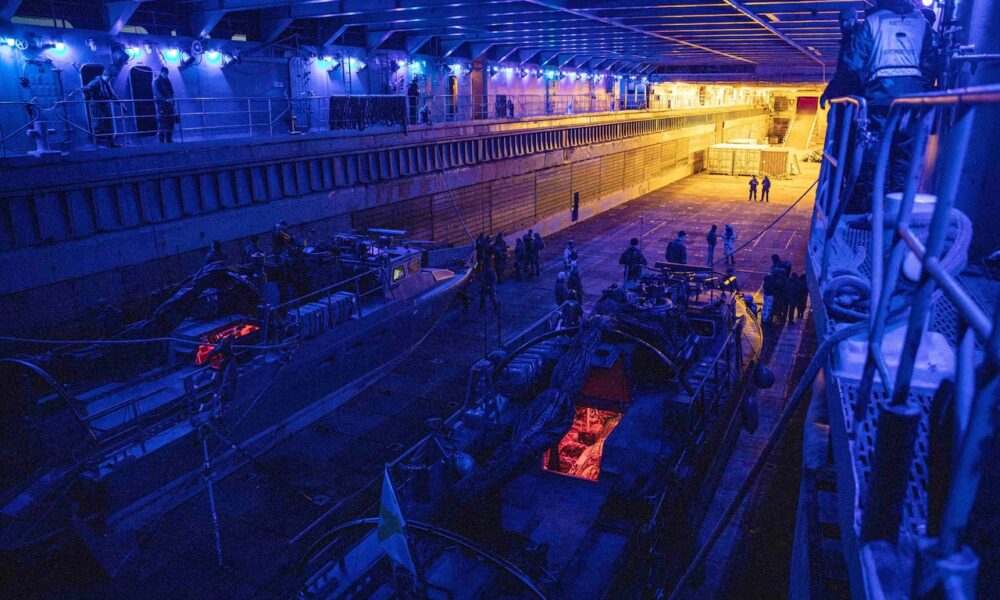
163 47 180 61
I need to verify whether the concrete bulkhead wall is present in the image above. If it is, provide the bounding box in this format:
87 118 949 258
0 107 768 338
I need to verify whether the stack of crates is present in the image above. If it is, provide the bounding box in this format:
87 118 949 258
503 338 570 398
293 291 357 339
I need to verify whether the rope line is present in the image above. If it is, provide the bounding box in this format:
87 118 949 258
733 178 818 256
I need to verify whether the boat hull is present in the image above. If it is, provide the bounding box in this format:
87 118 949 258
6 265 471 548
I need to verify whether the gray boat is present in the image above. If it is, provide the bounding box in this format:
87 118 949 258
295 264 771 599
0 229 473 564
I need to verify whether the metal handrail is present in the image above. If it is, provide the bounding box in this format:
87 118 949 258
811 96 867 282
685 325 739 434
272 265 382 312
812 85 1000 595
0 92 765 156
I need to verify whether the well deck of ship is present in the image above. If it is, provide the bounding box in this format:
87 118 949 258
38 165 822 599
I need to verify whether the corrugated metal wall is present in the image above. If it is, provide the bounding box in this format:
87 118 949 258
351 125 740 245
0 108 765 252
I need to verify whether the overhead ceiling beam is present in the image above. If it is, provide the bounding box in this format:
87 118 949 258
718 0 825 66
288 1 542 22
495 46 520 63
323 24 351 47
406 34 434 53
197 0 520 13
106 0 146 35
556 54 577 68
537 51 559 67
441 39 465 58
367 29 396 50
518 49 539 65
1 0 23 22
470 43 495 61
260 10 294 44
191 10 226 38
522 0 756 64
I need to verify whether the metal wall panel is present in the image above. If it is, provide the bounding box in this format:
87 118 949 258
600 153 625 196
490 173 535 234
572 159 601 206
535 164 572 219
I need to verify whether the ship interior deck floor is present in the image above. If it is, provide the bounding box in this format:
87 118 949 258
37 165 823 599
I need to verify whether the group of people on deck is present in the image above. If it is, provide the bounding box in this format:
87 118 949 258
761 254 808 327
619 224 739 282
475 229 545 311
748 176 771 202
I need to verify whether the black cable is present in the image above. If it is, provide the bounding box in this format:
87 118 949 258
732 178 819 256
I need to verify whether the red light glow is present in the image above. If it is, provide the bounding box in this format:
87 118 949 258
543 406 622 482
195 323 259 366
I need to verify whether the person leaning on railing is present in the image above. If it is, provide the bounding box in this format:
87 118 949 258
842 0 940 214
84 67 121 148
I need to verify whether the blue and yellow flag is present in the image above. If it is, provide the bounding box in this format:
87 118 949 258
377 467 416 576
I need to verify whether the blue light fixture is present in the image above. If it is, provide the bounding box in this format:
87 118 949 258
163 47 180 61
205 49 221 64
124 45 142 59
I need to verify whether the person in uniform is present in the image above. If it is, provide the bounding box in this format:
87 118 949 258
820 8 864 109
205 240 227 264
85 67 120 148
560 290 583 328
619 237 647 282
748 176 758 202
152 66 177 143
844 0 938 212
786 273 808 325
492 233 508 283
563 240 577 269
665 231 688 264
722 224 737 268
479 263 499 311
567 265 584 300
406 80 420 125
761 176 771 203
554 271 568 306
241 234 263 265
531 232 544 275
